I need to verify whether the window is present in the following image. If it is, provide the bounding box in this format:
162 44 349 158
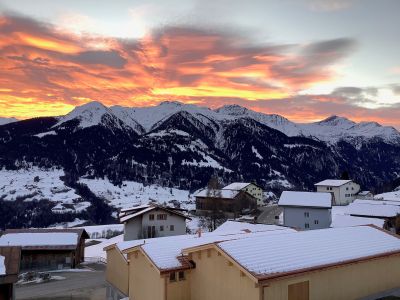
346 187 349 190
170 225 175 231
314 220 319 225
157 214 167 220
304 212 309 218
305 223 309 229
169 272 176 282
275 215 279 220
149 214 154 221
160 225 164 232
178 271 185 281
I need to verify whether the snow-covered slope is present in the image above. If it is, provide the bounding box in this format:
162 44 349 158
0 168 90 212
79 177 194 210
0 117 18 126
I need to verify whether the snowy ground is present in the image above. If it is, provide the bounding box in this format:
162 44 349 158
0 168 89 213
79 177 195 210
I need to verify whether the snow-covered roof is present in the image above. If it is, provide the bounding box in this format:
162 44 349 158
195 189 240 199
314 179 352 187
120 227 294 271
353 199 400 207
278 191 332 208
375 191 400 202
347 202 400 218
0 255 5 275
119 205 190 223
212 221 289 234
0 232 79 248
217 226 400 278
222 182 252 190
358 191 372 196
331 215 385 228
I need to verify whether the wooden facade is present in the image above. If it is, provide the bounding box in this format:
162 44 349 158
0 247 21 300
196 191 257 215
2 229 88 272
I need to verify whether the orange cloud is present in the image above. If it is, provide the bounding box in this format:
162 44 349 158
2 13 388 128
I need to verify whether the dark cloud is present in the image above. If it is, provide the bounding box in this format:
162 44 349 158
68 50 127 68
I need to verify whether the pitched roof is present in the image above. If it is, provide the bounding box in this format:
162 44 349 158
375 191 400 202
353 199 400 207
216 226 400 280
212 221 288 234
331 215 385 228
120 226 295 272
278 191 332 208
119 204 191 223
314 179 352 187
347 202 400 218
222 182 252 190
195 188 240 199
0 229 88 250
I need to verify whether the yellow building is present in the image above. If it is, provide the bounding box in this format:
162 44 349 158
106 223 400 300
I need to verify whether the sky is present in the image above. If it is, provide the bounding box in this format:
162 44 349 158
0 0 399 128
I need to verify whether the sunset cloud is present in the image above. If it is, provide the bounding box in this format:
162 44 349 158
0 13 398 129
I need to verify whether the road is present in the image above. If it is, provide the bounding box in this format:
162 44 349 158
16 265 106 300
257 205 282 224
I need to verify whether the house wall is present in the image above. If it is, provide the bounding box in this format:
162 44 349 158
105 247 129 297
166 270 191 300
124 217 142 241
317 182 360 205
142 210 186 238
263 254 400 300
242 184 263 206
283 207 331 230
190 248 259 300
20 250 75 271
128 251 165 300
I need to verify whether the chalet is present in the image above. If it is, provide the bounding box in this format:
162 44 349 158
195 189 257 217
278 191 332 230
105 225 400 300
357 190 374 200
222 182 264 206
0 229 88 271
315 179 360 205
104 222 295 300
119 204 191 241
0 247 20 300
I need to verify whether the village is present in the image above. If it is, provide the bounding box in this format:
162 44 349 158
1 177 400 300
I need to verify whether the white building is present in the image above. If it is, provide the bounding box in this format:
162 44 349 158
222 182 264 206
278 191 332 230
119 204 190 241
315 179 360 205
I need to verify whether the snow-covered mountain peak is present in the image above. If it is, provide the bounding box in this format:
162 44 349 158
317 115 356 128
54 101 117 129
0 117 18 126
215 104 249 116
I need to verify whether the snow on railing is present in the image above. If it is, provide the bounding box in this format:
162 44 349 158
84 257 107 264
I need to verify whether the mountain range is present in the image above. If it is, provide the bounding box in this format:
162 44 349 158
1 101 399 192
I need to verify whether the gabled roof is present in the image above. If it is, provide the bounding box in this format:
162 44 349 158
212 221 288 234
120 224 295 273
119 204 191 223
331 215 385 228
278 191 332 208
0 229 88 250
195 188 240 199
314 179 352 187
347 202 400 218
223 182 254 190
215 226 400 281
